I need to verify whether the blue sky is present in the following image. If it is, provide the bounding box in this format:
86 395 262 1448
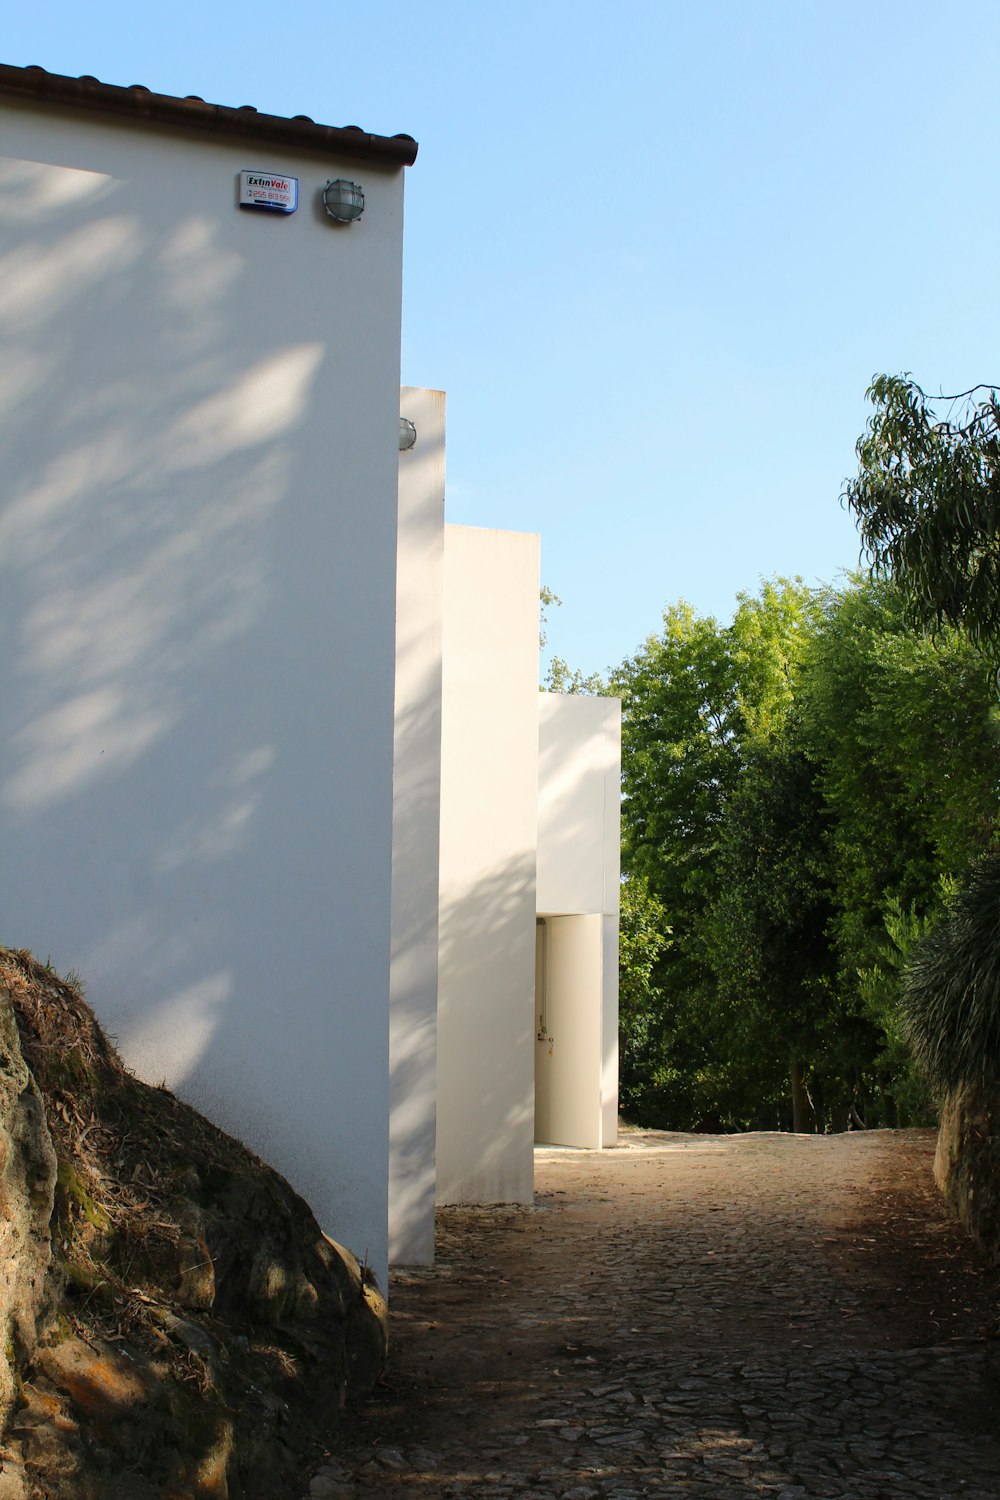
7 2 1000 678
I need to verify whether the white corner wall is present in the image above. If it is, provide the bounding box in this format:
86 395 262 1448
0 103 407 1285
536 694 621 1148
389 388 444 1265
436 526 540 1205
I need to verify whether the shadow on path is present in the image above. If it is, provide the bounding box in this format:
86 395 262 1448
308 1129 1000 1499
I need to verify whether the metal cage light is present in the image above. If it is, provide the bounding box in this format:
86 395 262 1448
323 179 365 223
399 417 417 451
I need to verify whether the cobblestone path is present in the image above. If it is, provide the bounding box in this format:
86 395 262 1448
305 1129 1000 1499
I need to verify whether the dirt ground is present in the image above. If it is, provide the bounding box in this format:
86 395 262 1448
304 1128 1000 1499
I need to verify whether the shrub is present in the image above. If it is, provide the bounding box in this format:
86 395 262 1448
902 851 1000 1092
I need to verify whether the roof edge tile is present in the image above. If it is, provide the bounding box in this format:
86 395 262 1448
0 63 418 167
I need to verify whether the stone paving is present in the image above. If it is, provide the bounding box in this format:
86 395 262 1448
303 1129 1000 1498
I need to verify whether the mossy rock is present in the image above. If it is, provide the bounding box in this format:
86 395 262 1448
0 949 388 1499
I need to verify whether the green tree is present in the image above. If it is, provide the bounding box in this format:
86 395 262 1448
612 580 825 1129
727 578 822 740
843 374 1000 1120
544 657 606 695
794 576 1000 1122
844 374 1000 656
612 581 818 910
539 585 560 648
539 587 606 693
611 602 737 1126
613 572 999 1132
704 740 844 1131
856 893 946 1126
798 577 1000 987
612 601 738 1002
617 877 671 1121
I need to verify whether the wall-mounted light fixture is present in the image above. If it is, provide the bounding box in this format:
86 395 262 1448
399 417 417 451
323 179 365 223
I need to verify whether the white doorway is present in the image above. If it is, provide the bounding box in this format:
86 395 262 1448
534 914 604 1147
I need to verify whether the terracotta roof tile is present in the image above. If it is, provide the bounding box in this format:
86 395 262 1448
0 62 418 166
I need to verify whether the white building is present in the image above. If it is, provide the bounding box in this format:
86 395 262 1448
435 523 543 1210
536 693 621 1153
0 64 416 1287
391 393 621 1266
389 387 445 1266
1 64 619 1284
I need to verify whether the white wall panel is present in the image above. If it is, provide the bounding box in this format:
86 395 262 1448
537 693 621 1148
0 104 406 1284
436 526 540 1205
389 387 444 1264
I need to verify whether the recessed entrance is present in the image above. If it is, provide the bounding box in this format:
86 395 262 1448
534 913 603 1148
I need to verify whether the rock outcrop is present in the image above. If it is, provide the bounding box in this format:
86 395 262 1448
0 949 386 1500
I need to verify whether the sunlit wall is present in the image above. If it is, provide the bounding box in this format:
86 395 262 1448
536 693 621 1149
436 525 540 1206
0 100 406 1282
390 387 444 1264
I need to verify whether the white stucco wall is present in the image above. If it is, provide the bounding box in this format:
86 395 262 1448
536 693 621 1148
389 387 444 1265
537 694 621 917
0 101 407 1283
436 525 540 1205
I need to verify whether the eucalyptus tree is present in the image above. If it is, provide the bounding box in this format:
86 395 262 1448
843 375 1000 1122
845 375 1000 657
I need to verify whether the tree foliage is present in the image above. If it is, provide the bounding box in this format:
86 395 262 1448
613 581 838 1128
856 893 945 1125
539 585 560 649
539 586 606 693
611 371 1000 1130
544 657 606 695
613 572 1000 1132
617 877 671 1120
797 577 1000 987
704 741 848 1129
844 374 1000 655
841 371 1000 1117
